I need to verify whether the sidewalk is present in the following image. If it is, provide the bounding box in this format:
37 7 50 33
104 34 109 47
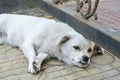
62 0 120 30
97 0 120 30
0 6 120 80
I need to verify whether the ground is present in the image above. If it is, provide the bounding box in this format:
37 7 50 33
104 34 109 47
62 0 120 30
0 0 120 79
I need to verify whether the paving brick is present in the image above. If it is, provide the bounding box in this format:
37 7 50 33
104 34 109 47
103 78 112 80
60 69 73 75
91 52 114 65
99 65 113 71
1 68 26 78
105 70 120 77
0 78 7 80
48 71 62 79
1 70 18 77
44 77 53 80
64 74 79 80
8 54 25 61
1 45 12 51
0 45 6 49
71 66 84 72
0 58 8 63
80 76 95 80
19 74 34 80
87 68 101 75
47 59 63 65
0 46 12 55
110 61 120 68
0 62 12 67
39 72 47 80
6 49 23 56
114 56 120 62
85 63 97 69
93 73 108 80
6 75 20 80
0 68 2 73
15 68 27 74
1 65 13 72
118 68 120 71
12 59 26 69
111 75 120 80
53 77 66 80
45 66 64 72
32 73 41 80
76 71 90 77
0 54 6 59
97 0 120 30
0 73 4 78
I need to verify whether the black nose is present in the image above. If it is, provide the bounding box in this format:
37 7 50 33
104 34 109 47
82 55 89 62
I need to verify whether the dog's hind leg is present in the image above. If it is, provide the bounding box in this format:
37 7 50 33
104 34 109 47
33 52 49 72
20 42 37 74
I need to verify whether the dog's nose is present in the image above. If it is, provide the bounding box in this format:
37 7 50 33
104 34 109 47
82 55 89 62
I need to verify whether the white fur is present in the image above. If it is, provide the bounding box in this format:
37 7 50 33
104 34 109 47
0 14 103 74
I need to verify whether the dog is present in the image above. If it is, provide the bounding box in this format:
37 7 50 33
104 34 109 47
0 14 104 74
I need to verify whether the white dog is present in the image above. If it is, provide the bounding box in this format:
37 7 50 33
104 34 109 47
0 14 104 74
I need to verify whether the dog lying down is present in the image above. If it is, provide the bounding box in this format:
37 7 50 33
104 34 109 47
0 14 104 74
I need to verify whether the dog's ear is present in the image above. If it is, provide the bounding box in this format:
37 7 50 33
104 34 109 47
92 45 104 56
59 36 70 44
56 35 70 51
56 35 70 46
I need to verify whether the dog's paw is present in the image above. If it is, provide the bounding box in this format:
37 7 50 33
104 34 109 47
28 64 39 74
32 57 42 73
33 61 41 72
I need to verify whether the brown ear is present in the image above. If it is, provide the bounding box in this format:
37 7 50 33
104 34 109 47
56 35 70 46
92 45 104 56
60 36 70 44
56 35 70 51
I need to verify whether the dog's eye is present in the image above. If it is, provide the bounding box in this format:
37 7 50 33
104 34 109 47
88 48 92 53
73 46 80 50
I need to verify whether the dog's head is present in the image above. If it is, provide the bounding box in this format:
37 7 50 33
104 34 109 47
57 34 104 67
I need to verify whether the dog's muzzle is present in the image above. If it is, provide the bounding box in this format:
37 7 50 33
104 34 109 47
79 55 89 66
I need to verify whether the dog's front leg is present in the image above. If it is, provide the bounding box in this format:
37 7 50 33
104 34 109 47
33 53 49 72
20 42 37 74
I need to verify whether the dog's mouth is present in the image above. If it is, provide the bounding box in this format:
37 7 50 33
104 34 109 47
79 60 88 66
72 59 90 67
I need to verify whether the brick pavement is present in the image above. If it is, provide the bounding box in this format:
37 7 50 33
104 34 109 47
0 44 120 80
62 0 120 30
0 5 120 80
97 0 120 30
